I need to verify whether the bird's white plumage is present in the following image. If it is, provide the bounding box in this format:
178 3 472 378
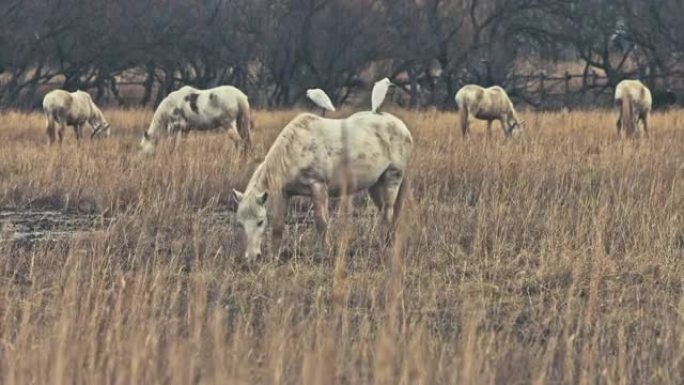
306 88 336 112
371 78 393 113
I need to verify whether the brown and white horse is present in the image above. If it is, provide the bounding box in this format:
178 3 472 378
141 85 252 152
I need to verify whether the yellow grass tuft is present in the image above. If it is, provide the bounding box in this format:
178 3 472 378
1 108 683 384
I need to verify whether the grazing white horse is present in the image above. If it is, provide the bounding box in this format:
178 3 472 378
306 88 336 116
232 111 413 261
615 80 652 138
42 90 111 144
140 85 252 152
372 78 394 113
455 85 524 137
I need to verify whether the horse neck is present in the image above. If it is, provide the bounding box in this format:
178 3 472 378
508 103 520 122
90 105 106 125
245 144 292 199
147 109 167 136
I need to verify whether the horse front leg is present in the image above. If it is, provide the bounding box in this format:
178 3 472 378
270 194 289 261
173 130 187 151
57 122 65 144
500 118 510 137
73 123 83 143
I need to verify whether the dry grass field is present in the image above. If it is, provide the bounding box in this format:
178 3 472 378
1 107 684 384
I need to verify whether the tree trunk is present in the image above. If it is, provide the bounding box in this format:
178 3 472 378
141 62 156 107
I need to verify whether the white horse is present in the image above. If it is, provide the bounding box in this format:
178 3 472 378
615 80 652 138
140 85 252 152
232 111 413 261
42 90 111 144
455 85 524 137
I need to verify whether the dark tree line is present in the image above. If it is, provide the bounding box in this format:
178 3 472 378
1 0 683 109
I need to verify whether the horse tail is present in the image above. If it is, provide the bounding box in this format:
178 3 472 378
236 96 252 150
621 91 634 136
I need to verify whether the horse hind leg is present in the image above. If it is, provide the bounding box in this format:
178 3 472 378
641 112 650 138
227 120 242 149
311 183 330 253
46 115 56 144
616 113 622 137
370 168 404 243
460 108 470 137
368 182 386 232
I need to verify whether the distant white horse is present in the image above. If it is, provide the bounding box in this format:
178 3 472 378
140 85 252 152
615 80 652 138
232 111 413 261
455 85 524 137
42 90 111 144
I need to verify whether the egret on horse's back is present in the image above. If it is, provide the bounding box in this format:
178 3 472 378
306 88 336 116
372 78 394 113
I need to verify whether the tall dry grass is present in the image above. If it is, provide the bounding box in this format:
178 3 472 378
1 107 684 384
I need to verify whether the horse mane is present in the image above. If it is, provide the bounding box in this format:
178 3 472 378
246 113 319 195
89 100 107 123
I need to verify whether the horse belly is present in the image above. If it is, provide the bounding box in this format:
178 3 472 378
286 157 388 198
474 111 496 120
186 114 223 130
326 160 389 197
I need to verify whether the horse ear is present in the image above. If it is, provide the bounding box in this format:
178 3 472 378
256 192 268 205
232 189 244 204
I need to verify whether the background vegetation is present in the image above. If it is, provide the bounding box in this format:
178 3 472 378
2 0 684 108
1 109 683 384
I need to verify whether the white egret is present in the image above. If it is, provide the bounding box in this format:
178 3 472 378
306 88 336 116
371 77 394 113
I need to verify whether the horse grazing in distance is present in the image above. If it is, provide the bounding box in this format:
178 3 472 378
43 90 111 144
140 85 252 153
232 111 413 262
615 80 652 138
455 85 524 137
